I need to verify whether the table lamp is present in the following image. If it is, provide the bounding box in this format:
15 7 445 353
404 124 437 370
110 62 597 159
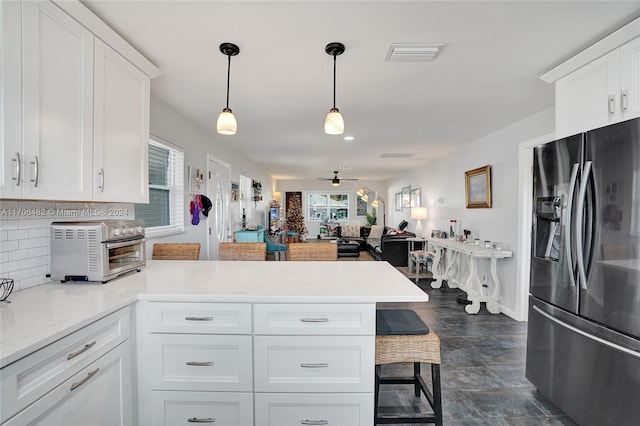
411 207 428 238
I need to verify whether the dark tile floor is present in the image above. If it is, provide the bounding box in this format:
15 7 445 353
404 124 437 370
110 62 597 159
377 280 578 426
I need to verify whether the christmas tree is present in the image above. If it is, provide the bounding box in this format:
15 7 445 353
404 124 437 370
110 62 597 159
285 193 308 239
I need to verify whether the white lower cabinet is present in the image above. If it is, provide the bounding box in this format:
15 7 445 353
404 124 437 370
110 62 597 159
150 391 253 426
4 341 133 426
254 393 374 426
137 302 376 425
0 307 133 425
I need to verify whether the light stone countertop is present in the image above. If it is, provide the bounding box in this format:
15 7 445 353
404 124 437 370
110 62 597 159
0 260 428 368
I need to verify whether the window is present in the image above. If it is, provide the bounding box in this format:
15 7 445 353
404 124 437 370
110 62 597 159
135 137 184 236
307 193 349 221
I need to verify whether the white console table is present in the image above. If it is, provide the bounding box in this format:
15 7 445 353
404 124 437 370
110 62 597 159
427 238 513 314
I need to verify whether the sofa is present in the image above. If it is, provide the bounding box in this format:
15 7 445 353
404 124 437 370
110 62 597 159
337 224 415 266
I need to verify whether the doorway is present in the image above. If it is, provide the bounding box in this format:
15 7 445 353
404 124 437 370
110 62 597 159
207 155 230 260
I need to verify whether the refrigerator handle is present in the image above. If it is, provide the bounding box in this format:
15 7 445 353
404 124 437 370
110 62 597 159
565 163 580 288
532 305 640 360
576 161 592 290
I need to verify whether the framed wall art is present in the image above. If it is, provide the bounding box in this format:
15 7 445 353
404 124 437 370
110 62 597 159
410 187 421 208
231 181 239 202
401 185 411 209
356 195 368 216
465 165 492 208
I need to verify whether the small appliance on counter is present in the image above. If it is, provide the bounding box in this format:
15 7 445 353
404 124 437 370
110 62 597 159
51 220 146 283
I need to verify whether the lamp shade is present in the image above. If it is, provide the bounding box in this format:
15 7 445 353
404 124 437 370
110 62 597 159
217 108 237 135
356 188 366 197
272 191 281 199
371 199 379 208
411 207 428 220
324 108 344 135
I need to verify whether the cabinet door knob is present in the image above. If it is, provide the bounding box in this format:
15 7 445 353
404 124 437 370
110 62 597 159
70 368 100 391
187 417 216 423
300 363 329 368
186 361 214 367
67 341 97 360
301 420 329 425
30 156 39 187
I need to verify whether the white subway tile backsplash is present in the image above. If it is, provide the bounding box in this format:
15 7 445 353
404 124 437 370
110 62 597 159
0 240 19 252
8 229 29 240
0 199 134 292
8 249 28 262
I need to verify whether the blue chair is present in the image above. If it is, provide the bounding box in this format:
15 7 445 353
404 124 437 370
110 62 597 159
264 230 288 261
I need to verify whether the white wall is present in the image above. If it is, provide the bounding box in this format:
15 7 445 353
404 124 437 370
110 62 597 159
147 96 271 258
387 107 555 320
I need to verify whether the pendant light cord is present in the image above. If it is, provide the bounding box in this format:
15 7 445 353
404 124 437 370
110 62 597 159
332 54 337 109
225 54 231 109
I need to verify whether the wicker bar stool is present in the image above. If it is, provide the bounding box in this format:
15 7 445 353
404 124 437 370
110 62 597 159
218 242 266 261
152 243 201 260
375 309 442 425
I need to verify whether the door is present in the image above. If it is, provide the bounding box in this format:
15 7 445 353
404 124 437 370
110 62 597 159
94 38 149 203
530 134 582 312
581 117 640 339
207 157 230 260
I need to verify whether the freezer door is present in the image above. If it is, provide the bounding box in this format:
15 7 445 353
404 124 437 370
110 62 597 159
582 117 640 339
526 296 640 426
530 134 582 312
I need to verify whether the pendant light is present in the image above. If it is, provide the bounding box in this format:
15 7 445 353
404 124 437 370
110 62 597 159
324 42 345 135
217 42 240 135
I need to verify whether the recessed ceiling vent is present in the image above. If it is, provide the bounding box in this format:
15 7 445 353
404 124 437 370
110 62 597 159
385 44 445 61
380 153 415 159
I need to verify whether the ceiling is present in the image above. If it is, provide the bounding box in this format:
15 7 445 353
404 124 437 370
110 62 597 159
82 0 640 183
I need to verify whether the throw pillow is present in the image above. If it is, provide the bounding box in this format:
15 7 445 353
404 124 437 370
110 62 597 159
342 224 360 238
368 225 384 240
398 220 408 230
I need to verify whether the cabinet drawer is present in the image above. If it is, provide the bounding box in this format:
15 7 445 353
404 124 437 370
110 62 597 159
253 304 375 335
253 336 374 393
149 334 252 392
3 341 132 426
254 393 374 426
150 391 253 426
0 306 130 423
147 302 252 334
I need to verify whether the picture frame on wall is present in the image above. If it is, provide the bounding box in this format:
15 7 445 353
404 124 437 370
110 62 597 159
401 185 411 209
410 187 421 207
395 192 402 211
188 165 204 195
356 195 368 216
231 181 239 202
465 165 492 208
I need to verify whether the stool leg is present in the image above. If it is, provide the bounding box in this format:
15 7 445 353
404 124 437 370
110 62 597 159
413 362 421 397
431 363 443 426
374 364 381 424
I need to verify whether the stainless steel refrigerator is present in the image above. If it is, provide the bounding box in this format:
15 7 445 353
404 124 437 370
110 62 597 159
526 117 640 426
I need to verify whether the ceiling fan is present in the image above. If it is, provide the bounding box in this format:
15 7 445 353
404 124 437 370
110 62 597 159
317 170 359 187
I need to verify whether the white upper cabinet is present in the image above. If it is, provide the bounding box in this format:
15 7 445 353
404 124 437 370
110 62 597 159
93 39 149 203
21 0 94 201
0 0 157 203
553 34 640 138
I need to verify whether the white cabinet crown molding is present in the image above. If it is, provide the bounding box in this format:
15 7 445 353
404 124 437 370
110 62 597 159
52 0 161 78
541 16 640 83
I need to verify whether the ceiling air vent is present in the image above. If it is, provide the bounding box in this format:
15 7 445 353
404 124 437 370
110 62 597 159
385 44 445 61
380 153 415 159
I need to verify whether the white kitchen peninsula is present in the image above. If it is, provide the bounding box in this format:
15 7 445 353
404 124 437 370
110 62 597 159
0 261 427 425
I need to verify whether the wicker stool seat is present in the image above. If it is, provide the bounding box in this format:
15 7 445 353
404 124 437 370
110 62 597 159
375 309 442 425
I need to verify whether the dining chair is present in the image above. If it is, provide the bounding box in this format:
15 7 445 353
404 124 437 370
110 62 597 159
152 243 201 260
288 242 337 261
264 232 288 261
218 242 266 261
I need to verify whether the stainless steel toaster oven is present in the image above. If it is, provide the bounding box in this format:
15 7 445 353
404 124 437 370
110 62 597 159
50 220 146 283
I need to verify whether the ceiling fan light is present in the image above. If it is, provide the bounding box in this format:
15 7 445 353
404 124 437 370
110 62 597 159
324 108 344 135
331 177 340 186
217 108 237 135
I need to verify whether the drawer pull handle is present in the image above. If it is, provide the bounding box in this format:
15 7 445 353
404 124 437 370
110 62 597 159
70 368 100 391
186 361 214 367
301 420 328 425
300 363 329 368
185 316 213 321
187 417 216 423
67 341 97 360
300 317 329 322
